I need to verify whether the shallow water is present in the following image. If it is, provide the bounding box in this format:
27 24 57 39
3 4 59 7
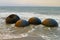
0 6 60 40
0 12 60 40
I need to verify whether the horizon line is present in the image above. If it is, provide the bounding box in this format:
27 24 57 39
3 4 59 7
0 5 60 7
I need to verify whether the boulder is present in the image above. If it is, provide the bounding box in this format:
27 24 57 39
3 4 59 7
28 17 41 25
15 20 29 27
6 14 20 24
42 18 58 27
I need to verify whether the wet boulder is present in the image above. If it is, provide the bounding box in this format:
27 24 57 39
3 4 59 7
6 14 20 24
42 18 58 27
15 20 29 27
28 17 41 25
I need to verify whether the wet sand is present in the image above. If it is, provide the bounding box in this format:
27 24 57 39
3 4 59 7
3 37 44 40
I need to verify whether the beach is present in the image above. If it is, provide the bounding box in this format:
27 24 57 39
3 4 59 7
3 37 44 40
0 6 60 40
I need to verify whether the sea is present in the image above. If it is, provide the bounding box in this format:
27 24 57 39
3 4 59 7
0 6 60 40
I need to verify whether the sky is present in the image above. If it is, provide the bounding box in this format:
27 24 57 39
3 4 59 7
0 0 60 6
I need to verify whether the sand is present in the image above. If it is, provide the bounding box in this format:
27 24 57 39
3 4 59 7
3 37 44 40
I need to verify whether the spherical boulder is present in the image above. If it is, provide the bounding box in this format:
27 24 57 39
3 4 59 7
6 14 20 24
15 20 29 27
28 17 41 25
42 18 58 27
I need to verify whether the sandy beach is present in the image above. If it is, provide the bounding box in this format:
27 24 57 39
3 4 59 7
0 7 60 40
3 37 44 40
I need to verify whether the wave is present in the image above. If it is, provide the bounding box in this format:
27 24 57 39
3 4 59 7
0 12 60 21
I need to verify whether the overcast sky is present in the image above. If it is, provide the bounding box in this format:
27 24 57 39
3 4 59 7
0 0 60 6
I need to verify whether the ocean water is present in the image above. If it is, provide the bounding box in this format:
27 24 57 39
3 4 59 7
0 6 60 40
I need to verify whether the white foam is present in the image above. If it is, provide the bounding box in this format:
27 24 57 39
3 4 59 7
0 33 28 39
0 12 59 19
